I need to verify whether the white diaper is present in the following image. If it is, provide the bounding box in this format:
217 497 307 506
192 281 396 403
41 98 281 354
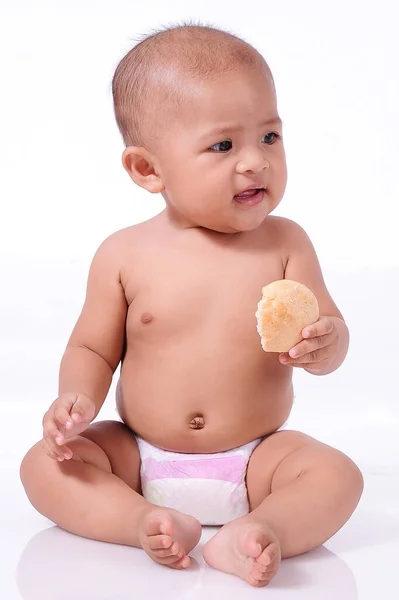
136 437 263 526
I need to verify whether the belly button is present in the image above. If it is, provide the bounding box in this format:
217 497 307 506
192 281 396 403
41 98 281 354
140 312 154 324
189 415 205 430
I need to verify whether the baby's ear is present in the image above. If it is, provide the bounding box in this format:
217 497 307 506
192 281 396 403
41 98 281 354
122 147 164 193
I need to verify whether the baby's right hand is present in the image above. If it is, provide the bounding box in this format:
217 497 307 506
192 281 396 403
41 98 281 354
42 392 96 461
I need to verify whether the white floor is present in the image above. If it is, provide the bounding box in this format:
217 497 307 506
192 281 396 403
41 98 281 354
1 264 399 598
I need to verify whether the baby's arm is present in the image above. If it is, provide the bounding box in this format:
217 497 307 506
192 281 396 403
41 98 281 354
281 219 349 375
59 233 127 414
42 233 128 460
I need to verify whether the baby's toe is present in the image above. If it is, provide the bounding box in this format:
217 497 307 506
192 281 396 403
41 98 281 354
147 534 173 551
155 553 185 566
256 542 279 567
152 542 180 558
155 549 189 567
252 561 268 575
248 563 274 587
250 544 280 585
144 512 172 536
172 555 191 569
247 572 269 587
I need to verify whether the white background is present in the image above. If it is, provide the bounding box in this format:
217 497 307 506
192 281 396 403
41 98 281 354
0 1 398 599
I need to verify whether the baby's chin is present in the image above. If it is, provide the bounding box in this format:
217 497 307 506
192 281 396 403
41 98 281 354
202 212 269 234
201 219 267 235
227 211 271 233
205 205 273 233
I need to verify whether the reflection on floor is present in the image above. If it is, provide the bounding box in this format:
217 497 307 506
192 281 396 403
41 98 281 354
17 526 358 600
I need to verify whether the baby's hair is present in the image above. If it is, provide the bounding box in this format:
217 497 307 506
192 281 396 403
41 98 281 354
112 22 271 148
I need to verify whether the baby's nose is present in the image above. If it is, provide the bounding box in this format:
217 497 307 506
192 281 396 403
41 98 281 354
236 150 270 174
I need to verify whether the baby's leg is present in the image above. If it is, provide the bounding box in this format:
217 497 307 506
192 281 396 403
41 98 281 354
20 421 201 568
204 430 363 586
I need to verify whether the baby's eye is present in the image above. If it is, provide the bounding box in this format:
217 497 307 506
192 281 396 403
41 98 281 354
209 140 232 152
262 132 280 145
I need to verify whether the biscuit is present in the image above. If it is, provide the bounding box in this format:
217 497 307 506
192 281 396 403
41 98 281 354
255 280 319 352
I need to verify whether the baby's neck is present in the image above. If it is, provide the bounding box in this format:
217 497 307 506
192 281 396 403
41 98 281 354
162 207 241 239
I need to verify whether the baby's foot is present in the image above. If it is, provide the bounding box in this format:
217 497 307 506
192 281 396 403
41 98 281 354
203 517 281 587
138 507 202 569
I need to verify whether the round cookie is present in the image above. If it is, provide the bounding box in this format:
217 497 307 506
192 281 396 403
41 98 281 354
255 280 319 352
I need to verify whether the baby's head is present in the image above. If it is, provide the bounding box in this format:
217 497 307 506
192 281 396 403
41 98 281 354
112 24 287 233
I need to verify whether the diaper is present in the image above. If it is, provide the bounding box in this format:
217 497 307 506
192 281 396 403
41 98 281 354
136 437 262 526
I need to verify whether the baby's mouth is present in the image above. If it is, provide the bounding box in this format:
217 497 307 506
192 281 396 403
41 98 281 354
234 188 266 205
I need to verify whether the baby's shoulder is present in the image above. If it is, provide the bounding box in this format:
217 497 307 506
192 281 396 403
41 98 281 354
263 216 309 246
91 220 154 271
97 219 155 253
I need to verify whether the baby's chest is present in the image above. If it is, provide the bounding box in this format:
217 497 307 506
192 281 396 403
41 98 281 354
124 251 283 341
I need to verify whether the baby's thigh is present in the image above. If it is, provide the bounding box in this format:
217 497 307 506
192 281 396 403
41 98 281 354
80 420 141 492
246 430 357 510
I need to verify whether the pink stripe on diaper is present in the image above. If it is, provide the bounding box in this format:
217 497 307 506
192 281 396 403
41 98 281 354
141 456 246 485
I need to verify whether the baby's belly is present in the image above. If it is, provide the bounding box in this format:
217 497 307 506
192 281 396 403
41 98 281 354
117 349 294 453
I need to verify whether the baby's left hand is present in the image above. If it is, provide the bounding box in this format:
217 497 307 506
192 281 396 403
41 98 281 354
279 316 339 372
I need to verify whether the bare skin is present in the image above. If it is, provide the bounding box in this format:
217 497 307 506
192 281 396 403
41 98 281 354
117 213 296 453
21 47 363 587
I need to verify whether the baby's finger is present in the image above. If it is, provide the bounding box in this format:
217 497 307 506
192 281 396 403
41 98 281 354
302 317 334 339
43 414 63 443
54 404 74 431
288 332 334 359
42 441 64 461
282 345 331 366
70 394 95 424
43 417 71 456
43 433 66 459
44 434 73 460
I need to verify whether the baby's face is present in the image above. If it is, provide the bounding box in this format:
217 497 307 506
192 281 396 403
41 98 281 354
153 68 287 233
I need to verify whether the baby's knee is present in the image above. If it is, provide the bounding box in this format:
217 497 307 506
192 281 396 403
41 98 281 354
335 451 364 498
318 447 364 507
20 436 111 494
20 441 54 514
20 441 45 489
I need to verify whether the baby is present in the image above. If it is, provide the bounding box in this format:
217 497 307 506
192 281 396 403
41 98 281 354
20 24 363 587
